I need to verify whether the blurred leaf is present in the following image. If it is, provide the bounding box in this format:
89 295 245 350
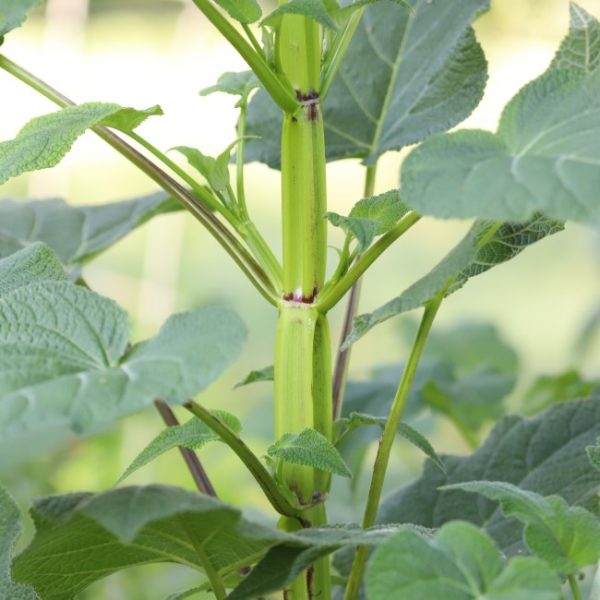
214 0 261 24
0 483 39 600
118 411 241 483
0 103 162 185
0 193 177 266
0 0 42 37
245 0 488 167
234 365 274 388
586 437 600 471
335 412 445 473
261 0 338 30
0 246 246 443
200 71 259 102
345 216 563 347
521 370 599 416
446 481 600 574
366 522 561 600
269 428 352 478
551 3 600 74
326 190 409 251
378 398 600 557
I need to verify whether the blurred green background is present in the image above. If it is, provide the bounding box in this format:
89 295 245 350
2 0 600 597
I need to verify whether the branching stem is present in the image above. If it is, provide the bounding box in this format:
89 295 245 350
331 164 377 420
154 400 217 497
343 289 446 600
190 0 298 113
184 400 304 519
568 575 583 600
318 211 421 313
0 54 279 305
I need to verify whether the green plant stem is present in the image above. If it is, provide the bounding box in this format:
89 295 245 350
568 575 583 600
127 130 234 222
0 54 279 306
344 291 445 600
154 400 217 497
190 0 298 113
321 7 365 98
242 23 264 56
331 164 377 420
318 211 421 313
184 400 303 518
236 100 284 291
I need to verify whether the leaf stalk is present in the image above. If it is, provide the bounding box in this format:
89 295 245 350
343 289 446 600
184 400 304 519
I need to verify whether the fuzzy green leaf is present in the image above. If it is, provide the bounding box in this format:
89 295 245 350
0 193 177 266
0 247 246 446
551 3 600 74
0 0 41 37
214 0 261 24
0 242 66 296
11 485 277 599
173 146 231 198
402 7 600 227
0 103 162 185
234 365 274 388
12 483 411 600
118 411 241 483
326 190 409 251
261 0 337 30
345 216 563 346
245 0 488 167
200 71 259 101
521 370 599 416
0 483 39 600
100 105 163 133
445 481 600 574
366 522 561 600
378 398 600 557
268 428 352 477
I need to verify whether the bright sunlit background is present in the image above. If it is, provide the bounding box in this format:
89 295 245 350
2 0 600 597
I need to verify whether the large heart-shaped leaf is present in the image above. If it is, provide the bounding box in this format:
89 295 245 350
378 397 600 556
0 194 177 266
244 0 488 168
12 484 408 600
366 522 561 600
402 5 600 225
0 244 246 447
